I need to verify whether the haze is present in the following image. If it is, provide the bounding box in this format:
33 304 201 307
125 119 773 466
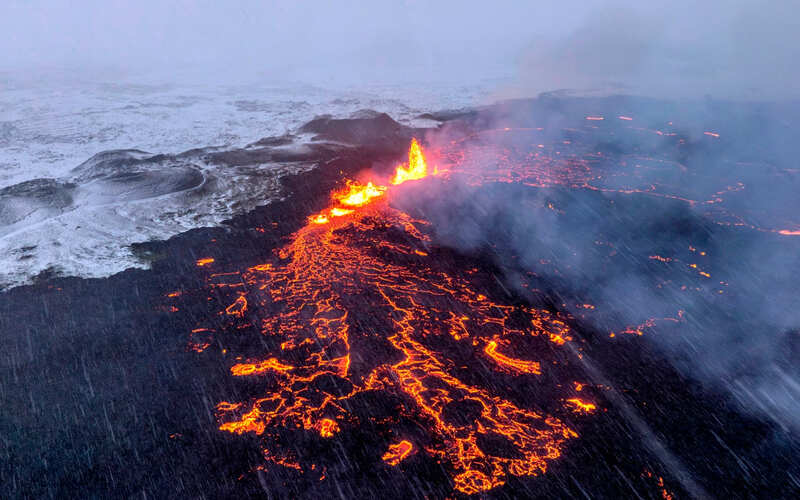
2 0 798 99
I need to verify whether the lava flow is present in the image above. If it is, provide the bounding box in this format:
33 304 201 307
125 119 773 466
201 138 591 495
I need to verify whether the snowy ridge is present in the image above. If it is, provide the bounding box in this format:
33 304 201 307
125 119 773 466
0 79 490 289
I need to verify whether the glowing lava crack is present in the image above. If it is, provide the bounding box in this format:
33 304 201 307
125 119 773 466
201 139 593 495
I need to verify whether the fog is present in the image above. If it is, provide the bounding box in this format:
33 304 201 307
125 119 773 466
2 1 798 98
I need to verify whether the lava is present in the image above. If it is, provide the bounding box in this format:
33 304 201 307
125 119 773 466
307 138 435 226
382 440 414 466
484 340 542 374
193 125 793 495
200 138 585 495
316 418 339 438
310 214 329 224
225 295 247 317
391 138 428 185
330 207 354 217
335 180 387 207
565 398 597 414
230 358 293 376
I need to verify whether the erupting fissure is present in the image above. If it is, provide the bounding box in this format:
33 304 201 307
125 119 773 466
308 138 427 225
197 138 593 495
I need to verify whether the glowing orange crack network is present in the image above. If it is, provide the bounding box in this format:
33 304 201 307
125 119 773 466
203 138 591 495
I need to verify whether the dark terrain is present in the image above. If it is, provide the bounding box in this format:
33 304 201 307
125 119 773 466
2 96 799 499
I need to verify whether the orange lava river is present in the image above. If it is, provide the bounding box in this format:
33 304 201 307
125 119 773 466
203 139 592 495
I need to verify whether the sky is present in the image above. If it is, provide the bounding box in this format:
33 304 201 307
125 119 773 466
1 1 798 98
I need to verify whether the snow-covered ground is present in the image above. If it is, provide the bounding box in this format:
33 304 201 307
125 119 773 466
0 75 496 289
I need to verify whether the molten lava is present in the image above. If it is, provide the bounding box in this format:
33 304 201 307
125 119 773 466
190 127 788 493
198 138 587 495
382 440 414 466
316 418 339 438
307 138 435 226
164 105 800 498
330 207 354 217
391 138 428 185
566 398 597 414
230 358 293 376
335 181 387 207
484 340 542 374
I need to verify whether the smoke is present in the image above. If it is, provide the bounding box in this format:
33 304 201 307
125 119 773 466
386 0 800 431
504 1 800 101
401 93 800 432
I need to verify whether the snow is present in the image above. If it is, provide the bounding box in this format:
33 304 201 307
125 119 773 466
0 77 493 289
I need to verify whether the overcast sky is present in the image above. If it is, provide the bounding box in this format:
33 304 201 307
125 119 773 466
1 1 798 98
